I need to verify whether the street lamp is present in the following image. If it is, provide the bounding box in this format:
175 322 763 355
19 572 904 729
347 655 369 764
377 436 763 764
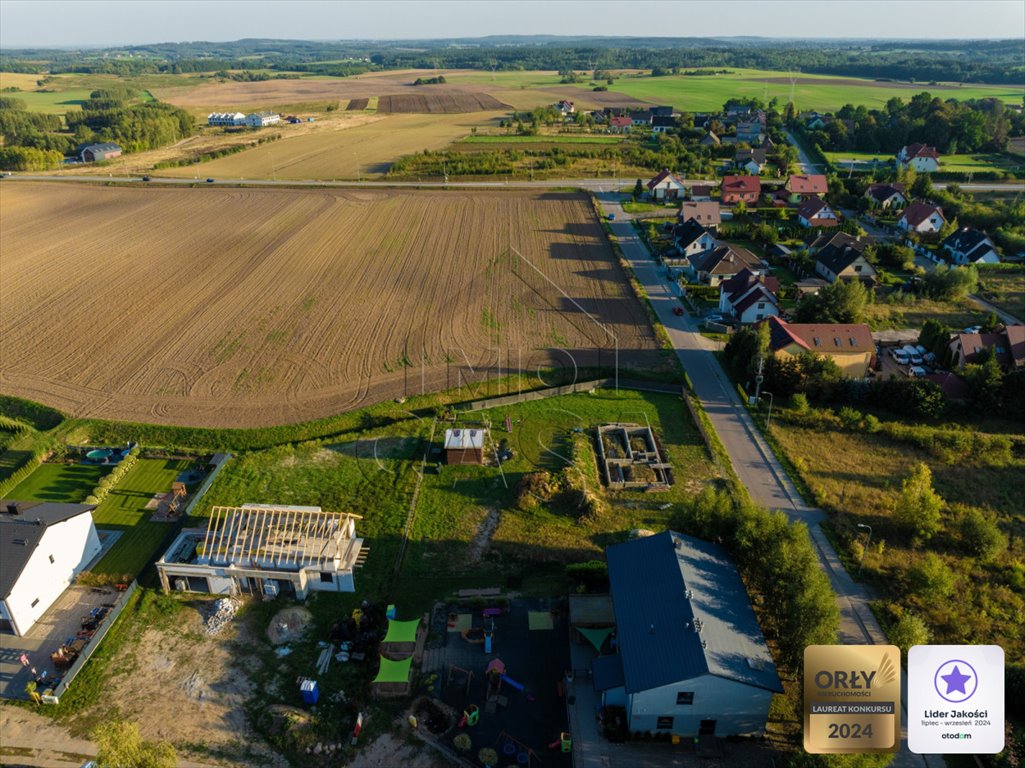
763 391 775 427
856 523 872 572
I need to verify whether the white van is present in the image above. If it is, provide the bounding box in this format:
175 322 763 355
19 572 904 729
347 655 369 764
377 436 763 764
891 348 910 365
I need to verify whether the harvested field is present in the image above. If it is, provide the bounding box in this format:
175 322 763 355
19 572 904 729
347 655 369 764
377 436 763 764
346 97 369 110
540 85 654 109
754 76 977 90
378 92 508 113
0 183 661 428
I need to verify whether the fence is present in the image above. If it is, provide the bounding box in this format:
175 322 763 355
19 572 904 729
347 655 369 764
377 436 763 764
681 392 739 484
461 377 681 411
48 580 139 704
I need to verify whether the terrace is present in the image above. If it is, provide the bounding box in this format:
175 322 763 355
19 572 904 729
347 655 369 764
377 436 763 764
595 423 674 490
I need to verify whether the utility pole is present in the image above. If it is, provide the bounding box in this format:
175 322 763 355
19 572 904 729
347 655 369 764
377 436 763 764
753 356 765 402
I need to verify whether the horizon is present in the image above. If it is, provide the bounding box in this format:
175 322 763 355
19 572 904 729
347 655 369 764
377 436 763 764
2 0 1023 49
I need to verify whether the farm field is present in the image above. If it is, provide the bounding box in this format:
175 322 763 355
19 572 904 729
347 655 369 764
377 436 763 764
602 68 1025 112
0 70 174 113
0 183 661 427
157 111 504 178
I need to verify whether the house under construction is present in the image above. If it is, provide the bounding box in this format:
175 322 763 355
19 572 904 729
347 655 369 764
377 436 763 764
156 504 365 599
595 423 674 490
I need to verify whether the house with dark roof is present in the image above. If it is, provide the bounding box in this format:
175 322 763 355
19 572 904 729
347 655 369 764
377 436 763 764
689 244 764 286
942 227 1000 265
650 105 675 118
629 109 652 126
733 119 765 145
668 219 719 267
594 531 782 737
699 131 720 147
647 168 686 201
720 175 761 204
898 201 946 234
897 143 941 172
678 201 721 228
0 502 101 636
734 148 767 175
78 142 122 163
718 269 780 324
865 182 907 210
651 115 676 133
766 316 875 377
796 197 840 229
810 232 877 284
689 184 715 201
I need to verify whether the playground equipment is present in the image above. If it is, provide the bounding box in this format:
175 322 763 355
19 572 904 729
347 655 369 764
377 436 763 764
548 732 572 752
483 617 495 654
500 674 524 693
458 704 480 728
447 664 474 697
497 731 537 767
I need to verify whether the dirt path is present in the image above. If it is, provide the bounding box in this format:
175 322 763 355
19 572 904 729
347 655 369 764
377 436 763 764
467 507 501 563
343 732 448 768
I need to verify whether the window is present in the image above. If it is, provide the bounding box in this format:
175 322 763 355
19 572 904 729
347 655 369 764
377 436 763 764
31 598 39 608
676 691 695 705
813 337 821 347
320 571 334 584
757 303 765 309
657 716 675 730
49 554 55 564
854 265 863 272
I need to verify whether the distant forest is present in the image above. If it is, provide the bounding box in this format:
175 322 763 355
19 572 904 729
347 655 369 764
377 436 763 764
2 36 1023 86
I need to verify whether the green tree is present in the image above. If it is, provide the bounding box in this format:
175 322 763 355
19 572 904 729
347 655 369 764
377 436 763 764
981 310 1000 333
795 278 868 324
892 463 943 543
734 199 748 218
937 215 958 242
889 613 930 661
908 553 956 601
632 178 643 200
962 348 1004 411
93 721 176 768
923 263 977 301
957 507 1007 560
910 172 933 199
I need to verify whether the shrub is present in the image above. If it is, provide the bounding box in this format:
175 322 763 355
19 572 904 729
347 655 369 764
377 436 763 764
908 553 956 601
837 407 862 430
891 463 943 543
888 613 930 662
791 393 809 413
956 506 1007 560
453 733 472 752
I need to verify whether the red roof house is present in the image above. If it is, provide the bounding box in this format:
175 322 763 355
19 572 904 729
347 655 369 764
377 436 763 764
721 175 761 204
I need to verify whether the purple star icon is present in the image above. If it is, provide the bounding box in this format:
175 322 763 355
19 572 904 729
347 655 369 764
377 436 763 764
941 665 972 695
934 659 978 703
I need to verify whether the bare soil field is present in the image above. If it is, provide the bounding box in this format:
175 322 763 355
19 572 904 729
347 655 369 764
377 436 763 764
755 76 977 90
540 85 655 109
158 111 504 178
378 92 508 113
346 97 370 110
0 183 661 428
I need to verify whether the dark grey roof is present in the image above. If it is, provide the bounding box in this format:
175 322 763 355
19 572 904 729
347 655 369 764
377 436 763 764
79 142 121 154
812 232 875 276
691 244 763 276
942 227 991 255
606 531 783 694
0 502 96 599
673 219 713 249
592 653 626 691
651 115 676 128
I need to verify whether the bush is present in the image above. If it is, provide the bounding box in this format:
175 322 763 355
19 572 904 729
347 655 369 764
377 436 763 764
956 506 1007 560
888 613 930 661
566 560 609 593
891 463 942 543
791 393 809 413
908 553 956 601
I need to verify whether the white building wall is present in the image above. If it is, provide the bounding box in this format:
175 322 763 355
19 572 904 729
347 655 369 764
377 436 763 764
3 514 100 636
738 300 778 324
627 674 776 736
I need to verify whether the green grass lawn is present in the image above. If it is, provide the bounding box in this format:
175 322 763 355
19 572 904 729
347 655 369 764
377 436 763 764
825 150 1023 175
622 199 678 213
605 68 1024 112
7 462 105 502
10 88 94 113
91 458 195 577
978 265 1025 321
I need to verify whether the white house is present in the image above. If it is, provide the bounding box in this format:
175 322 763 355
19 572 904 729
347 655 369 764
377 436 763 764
647 168 687 201
733 148 766 175
898 201 946 234
897 143 941 172
718 269 780 324
207 112 246 126
864 182 907 210
245 111 281 127
593 531 783 737
942 227 1000 265
796 197 839 229
0 502 101 636
556 100 575 116
156 504 364 599
667 219 718 267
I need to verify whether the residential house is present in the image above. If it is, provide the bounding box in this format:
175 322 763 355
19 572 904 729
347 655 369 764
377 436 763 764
651 115 676 134
689 184 714 201
629 109 652 127
157 503 364 598
718 269 781 324
924 372 971 402
796 197 840 229
724 102 754 119
803 112 827 130
942 227 1000 265
948 327 1025 370
864 182 907 210
785 174 829 200
245 111 281 127
897 143 941 172
699 131 721 147
650 105 675 117
689 244 764 286
720 176 761 205
556 100 576 116
678 201 721 228
668 219 719 267
78 142 122 163
810 232 877 284
0 502 102 636
898 201 946 234
647 168 687 201
734 148 767 175
734 120 765 145
766 316 875 377
207 111 247 126
608 116 632 133
594 531 783 737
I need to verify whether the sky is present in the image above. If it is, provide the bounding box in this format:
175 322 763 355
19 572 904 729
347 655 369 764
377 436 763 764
1 0 1023 48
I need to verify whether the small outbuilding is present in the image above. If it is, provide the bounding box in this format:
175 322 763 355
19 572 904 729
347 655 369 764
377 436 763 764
78 142 122 163
443 428 487 465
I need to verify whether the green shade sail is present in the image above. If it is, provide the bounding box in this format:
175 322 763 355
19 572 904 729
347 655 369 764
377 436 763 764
372 655 413 684
578 626 613 652
383 617 420 644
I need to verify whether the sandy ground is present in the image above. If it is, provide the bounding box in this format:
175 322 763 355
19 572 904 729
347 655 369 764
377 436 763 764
344 732 448 768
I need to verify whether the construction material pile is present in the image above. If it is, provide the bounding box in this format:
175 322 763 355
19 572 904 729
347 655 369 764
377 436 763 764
204 598 239 635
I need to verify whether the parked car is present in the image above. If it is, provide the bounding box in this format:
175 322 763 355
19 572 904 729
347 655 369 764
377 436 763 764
962 325 982 334
141 175 151 182
908 365 927 377
206 177 215 183
607 213 615 221
891 349 910 365
901 345 923 365
923 352 937 364
672 306 684 316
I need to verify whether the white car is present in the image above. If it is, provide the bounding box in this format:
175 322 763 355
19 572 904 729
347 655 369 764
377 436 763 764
908 365 927 377
891 349 910 365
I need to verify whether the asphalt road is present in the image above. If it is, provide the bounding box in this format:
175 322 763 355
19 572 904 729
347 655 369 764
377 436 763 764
597 190 935 768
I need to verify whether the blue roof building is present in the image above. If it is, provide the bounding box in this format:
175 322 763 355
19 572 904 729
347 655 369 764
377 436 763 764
595 531 782 737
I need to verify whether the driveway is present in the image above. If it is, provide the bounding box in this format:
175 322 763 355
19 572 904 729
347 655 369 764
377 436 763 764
597 191 934 768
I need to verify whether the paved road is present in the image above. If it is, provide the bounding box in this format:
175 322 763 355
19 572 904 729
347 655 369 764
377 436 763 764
596 190 934 768
784 129 822 174
3 173 1021 193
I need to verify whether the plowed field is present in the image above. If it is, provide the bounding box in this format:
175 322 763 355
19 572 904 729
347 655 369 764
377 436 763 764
378 93 507 113
0 183 661 427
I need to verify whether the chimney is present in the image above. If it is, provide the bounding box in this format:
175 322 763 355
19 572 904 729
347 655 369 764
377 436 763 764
7 503 20 515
